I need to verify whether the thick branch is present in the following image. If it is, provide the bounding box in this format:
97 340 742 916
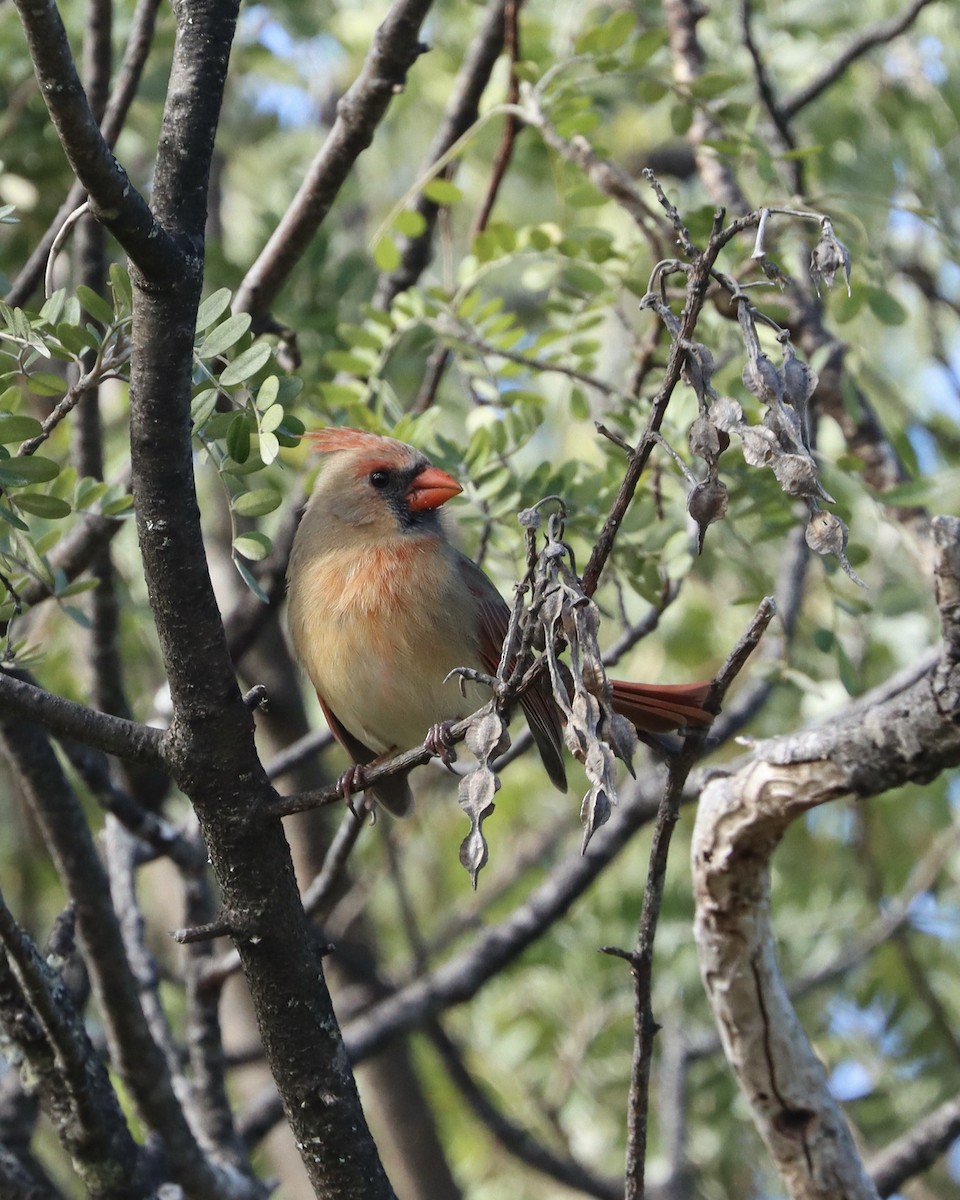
11 0 178 278
0 719 236 1200
233 0 435 319
0 893 145 1199
6 0 162 306
0 670 163 765
692 523 960 1199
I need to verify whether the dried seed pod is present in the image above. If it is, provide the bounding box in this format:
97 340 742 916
804 510 865 585
772 453 835 502
457 707 510 887
688 478 729 552
708 395 744 433
805 510 847 556
741 425 779 467
810 218 852 295
742 353 784 405
688 415 727 464
681 341 716 400
782 344 819 409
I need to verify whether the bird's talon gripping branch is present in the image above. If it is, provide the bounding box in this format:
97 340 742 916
337 764 367 814
425 721 458 768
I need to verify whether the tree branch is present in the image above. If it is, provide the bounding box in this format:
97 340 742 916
691 518 960 1199
11 0 179 279
233 0 435 320
0 670 164 765
0 890 145 1200
373 0 508 309
782 0 936 119
5 0 163 306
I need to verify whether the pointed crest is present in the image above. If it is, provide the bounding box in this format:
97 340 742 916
304 427 388 456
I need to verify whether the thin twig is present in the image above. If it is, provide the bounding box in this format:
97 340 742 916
620 597 775 1199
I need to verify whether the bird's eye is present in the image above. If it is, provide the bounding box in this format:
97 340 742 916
369 469 390 489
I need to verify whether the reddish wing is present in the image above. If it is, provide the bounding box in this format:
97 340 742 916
457 554 567 792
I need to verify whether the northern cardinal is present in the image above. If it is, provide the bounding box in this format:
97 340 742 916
287 428 714 815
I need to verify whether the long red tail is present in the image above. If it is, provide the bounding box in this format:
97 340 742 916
609 679 715 734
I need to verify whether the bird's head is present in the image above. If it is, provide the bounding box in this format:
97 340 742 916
301 428 462 538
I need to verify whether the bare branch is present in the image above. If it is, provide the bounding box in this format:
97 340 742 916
11 0 178 278
782 0 937 119
0 670 164 765
0 890 145 1199
0 719 246 1200
373 0 509 308
343 774 661 1063
233 0 435 320
427 1022 624 1200
621 598 773 1200
869 1094 960 1197
5 0 163 306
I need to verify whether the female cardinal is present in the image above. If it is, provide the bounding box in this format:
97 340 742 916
286 428 714 815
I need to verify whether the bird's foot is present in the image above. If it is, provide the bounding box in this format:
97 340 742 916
425 721 458 768
336 764 367 816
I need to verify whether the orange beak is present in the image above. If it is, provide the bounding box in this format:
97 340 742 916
405 465 462 512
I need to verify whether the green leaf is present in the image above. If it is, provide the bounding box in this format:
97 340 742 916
565 184 606 209
0 503 29 530
75 477 108 508
109 263 133 311
394 209 427 237
219 342 272 387
259 430 280 465
689 71 742 99
101 495 134 516
0 456 61 485
0 414 43 443
191 388 219 429
26 373 66 398
865 287 907 326
233 531 272 562
56 577 99 598
40 290 67 325
196 288 233 332
255 375 280 410
259 403 284 434
55 322 99 355
373 235 401 272
561 264 605 294
670 103 694 135
63 604 92 629
423 178 462 205
76 285 115 326
11 492 71 518
233 488 281 517
226 413 251 463
196 312 252 359
325 350 373 375
233 557 270 604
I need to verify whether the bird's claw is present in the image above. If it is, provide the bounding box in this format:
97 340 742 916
337 764 366 816
443 665 498 698
425 721 458 768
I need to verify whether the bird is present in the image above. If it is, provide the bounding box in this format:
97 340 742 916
286 427 715 815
